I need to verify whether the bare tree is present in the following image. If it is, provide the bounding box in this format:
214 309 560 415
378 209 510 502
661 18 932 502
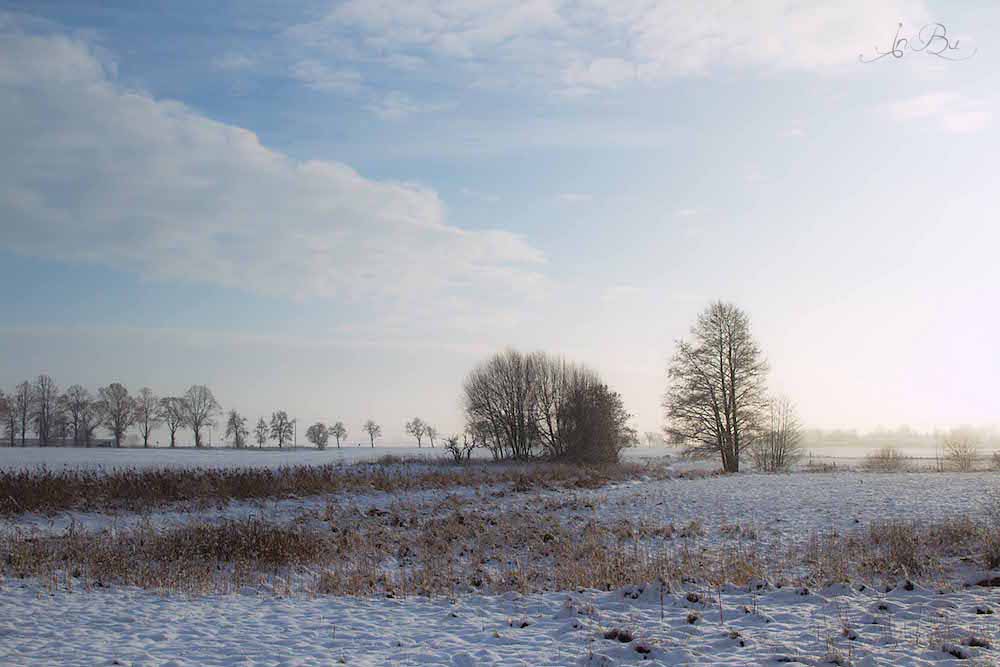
532 354 605 460
663 302 769 473
134 387 162 448
182 385 220 448
270 411 293 448
944 429 979 472
80 397 103 447
0 390 12 447
363 420 381 447
644 432 666 448
13 381 32 446
99 382 135 448
425 425 438 448
405 417 427 447
558 377 637 464
52 398 70 444
330 421 347 448
751 396 803 472
254 417 269 448
445 434 476 463
31 375 59 446
63 385 93 445
305 422 329 449
225 410 249 448
463 349 539 461
160 397 186 448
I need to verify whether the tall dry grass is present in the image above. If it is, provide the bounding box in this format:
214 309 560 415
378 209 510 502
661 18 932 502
0 460 671 516
4 500 997 598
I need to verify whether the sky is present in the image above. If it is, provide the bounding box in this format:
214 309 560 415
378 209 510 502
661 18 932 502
1 1 998 445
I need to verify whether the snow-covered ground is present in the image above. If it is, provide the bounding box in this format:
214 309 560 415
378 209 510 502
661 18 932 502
0 445 683 472
2 577 996 667
1 448 998 666
3 444 992 474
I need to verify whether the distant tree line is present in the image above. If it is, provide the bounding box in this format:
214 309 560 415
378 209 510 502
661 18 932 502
0 379 224 448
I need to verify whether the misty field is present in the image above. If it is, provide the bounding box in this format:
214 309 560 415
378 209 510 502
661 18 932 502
1 451 998 666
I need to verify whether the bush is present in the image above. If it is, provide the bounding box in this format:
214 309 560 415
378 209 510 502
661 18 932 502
558 382 637 464
944 431 979 472
445 435 475 463
863 446 906 472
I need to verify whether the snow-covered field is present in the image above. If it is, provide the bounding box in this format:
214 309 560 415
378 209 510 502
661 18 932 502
0 445 682 471
1 449 998 666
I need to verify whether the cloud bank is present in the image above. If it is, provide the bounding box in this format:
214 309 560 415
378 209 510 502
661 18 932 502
0 25 546 316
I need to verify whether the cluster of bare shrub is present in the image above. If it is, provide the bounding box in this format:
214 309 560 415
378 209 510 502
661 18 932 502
748 396 804 473
462 349 637 464
863 446 909 472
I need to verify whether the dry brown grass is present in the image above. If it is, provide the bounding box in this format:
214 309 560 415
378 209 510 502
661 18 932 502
0 460 668 516
4 498 997 598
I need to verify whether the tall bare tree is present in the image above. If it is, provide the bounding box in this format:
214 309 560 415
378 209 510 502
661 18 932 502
751 396 803 472
63 385 92 445
52 397 70 445
269 411 293 448
663 302 768 473
99 382 135 448
254 417 269 448
463 349 539 461
225 410 249 448
31 375 59 446
160 397 186 448
330 421 347 448
13 381 32 446
424 425 437 448
405 417 426 447
363 420 381 447
134 387 162 448
182 385 220 448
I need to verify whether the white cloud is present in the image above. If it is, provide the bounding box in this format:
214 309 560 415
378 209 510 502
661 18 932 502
289 59 362 93
287 0 930 93
0 28 546 319
674 208 698 217
887 91 992 134
366 91 452 120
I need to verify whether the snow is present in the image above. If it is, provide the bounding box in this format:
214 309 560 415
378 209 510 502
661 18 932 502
0 445 685 471
1 447 999 665
0 445 458 471
1 578 996 666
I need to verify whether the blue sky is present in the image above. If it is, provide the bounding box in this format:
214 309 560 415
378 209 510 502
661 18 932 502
1 1 998 443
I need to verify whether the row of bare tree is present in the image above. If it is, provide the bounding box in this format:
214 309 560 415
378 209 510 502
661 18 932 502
302 419 384 449
0 379 222 448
